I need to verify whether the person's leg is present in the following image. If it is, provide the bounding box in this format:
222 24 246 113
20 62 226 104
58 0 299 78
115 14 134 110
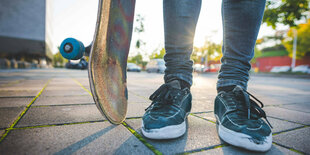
164 0 201 87
215 0 273 152
141 0 201 139
217 0 266 90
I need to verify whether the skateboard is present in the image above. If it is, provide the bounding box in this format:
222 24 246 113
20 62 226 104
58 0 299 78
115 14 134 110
60 0 136 124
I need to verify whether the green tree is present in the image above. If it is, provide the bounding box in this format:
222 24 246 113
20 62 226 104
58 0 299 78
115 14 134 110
127 14 147 69
149 48 165 59
251 47 262 63
192 40 222 63
263 0 309 29
134 14 145 49
283 20 310 58
52 46 67 67
256 30 287 46
52 51 67 67
128 53 147 68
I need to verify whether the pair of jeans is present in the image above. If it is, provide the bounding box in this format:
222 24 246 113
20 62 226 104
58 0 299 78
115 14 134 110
163 0 266 90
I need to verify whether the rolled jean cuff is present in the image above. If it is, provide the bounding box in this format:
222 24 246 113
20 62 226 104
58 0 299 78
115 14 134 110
164 73 192 86
217 79 247 90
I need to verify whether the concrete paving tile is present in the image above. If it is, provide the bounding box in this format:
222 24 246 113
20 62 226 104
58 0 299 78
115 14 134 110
127 73 164 87
248 85 310 105
128 92 148 103
269 117 303 133
126 102 149 118
273 127 310 153
49 78 77 83
194 113 303 133
265 107 310 125
47 79 81 85
0 107 25 128
267 95 309 106
46 84 80 89
192 74 217 89
44 86 84 91
47 81 81 88
40 90 89 97
280 103 310 113
0 90 39 97
192 99 214 112
126 115 222 154
73 78 89 86
7 80 47 88
192 93 216 100
16 105 104 127
193 144 299 155
195 112 216 123
0 97 33 107
0 79 22 86
0 85 43 91
0 87 43 92
130 90 154 99
0 122 153 155
34 95 94 106
45 79 90 92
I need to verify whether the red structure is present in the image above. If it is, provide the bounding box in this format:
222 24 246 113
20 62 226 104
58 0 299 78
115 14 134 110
254 56 310 72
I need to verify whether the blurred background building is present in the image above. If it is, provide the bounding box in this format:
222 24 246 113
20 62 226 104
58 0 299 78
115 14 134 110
0 0 53 69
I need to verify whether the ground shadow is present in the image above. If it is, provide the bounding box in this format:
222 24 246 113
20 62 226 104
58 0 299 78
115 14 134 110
54 125 116 155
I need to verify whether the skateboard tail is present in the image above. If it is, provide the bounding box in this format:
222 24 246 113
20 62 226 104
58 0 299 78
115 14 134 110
89 0 136 124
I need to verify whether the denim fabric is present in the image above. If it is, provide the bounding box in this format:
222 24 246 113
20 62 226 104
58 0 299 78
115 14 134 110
217 0 266 90
163 0 201 86
163 0 266 90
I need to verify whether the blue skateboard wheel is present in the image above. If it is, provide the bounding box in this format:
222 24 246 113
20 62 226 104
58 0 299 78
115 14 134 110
60 38 85 60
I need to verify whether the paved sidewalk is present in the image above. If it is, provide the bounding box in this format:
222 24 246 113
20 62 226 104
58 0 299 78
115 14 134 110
0 69 309 154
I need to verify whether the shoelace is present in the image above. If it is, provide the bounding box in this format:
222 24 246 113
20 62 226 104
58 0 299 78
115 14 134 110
145 84 186 111
232 87 273 128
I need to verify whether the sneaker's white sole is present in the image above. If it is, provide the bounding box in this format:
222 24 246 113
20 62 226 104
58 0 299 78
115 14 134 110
141 121 186 139
216 115 272 152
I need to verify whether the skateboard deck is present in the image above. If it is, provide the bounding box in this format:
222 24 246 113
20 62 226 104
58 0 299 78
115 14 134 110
88 0 135 124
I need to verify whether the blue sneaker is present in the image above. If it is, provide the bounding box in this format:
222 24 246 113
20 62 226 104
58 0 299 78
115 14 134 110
142 80 192 139
215 85 273 152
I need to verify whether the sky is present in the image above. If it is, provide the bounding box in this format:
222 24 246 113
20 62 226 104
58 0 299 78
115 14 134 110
51 0 285 57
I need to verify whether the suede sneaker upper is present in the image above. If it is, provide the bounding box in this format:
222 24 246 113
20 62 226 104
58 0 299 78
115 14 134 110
215 85 273 152
142 80 192 139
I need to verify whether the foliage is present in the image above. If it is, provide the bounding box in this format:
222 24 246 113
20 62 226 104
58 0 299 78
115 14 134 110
52 51 67 67
256 30 287 46
261 44 286 52
251 47 262 63
259 50 288 58
128 53 147 68
192 40 222 63
127 14 148 69
283 19 310 58
263 0 309 29
134 14 145 49
149 48 165 59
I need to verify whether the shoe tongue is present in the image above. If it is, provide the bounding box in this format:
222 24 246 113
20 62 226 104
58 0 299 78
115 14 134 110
168 80 181 89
